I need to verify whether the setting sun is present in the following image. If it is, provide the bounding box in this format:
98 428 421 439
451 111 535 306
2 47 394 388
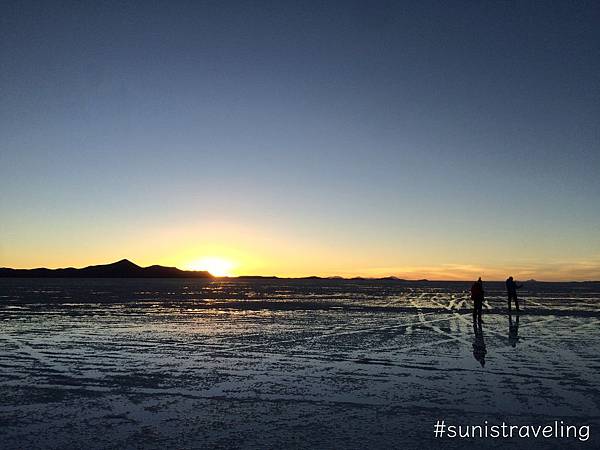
186 258 234 277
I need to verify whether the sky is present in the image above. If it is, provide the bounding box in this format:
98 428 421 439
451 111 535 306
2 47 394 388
1 0 599 280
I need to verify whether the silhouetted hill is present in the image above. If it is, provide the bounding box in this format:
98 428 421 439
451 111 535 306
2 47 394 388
237 275 280 279
378 276 407 281
0 259 213 278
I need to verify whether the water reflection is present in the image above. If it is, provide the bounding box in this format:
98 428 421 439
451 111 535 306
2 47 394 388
472 322 487 367
1 279 600 449
508 312 520 347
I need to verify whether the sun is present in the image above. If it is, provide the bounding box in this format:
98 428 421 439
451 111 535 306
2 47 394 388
186 257 234 277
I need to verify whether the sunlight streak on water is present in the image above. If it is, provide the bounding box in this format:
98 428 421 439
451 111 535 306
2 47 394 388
0 279 599 448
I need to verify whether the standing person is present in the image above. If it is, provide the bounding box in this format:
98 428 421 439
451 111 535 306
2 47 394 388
506 276 523 312
471 277 484 323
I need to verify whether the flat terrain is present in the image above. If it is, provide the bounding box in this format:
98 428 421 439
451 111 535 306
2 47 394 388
1 279 599 448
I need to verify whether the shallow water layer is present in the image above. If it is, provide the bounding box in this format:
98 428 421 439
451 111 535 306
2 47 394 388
0 278 599 449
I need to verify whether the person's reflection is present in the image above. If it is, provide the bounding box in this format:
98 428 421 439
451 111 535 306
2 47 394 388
508 312 520 347
472 322 487 367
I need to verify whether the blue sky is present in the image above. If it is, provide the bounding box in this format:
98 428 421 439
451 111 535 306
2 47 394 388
1 1 599 279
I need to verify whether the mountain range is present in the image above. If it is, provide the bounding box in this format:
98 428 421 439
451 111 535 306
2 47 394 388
0 259 213 278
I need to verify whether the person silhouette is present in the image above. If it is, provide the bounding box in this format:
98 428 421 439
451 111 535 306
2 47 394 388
471 277 484 323
472 322 487 367
508 312 520 347
506 276 523 312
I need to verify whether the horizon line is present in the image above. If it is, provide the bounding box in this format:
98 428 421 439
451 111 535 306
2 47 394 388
1 259 598 283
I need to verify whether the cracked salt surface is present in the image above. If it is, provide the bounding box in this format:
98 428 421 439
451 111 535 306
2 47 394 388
0 278 599 449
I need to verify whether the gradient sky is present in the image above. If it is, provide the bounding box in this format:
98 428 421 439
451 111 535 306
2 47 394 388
1 1 599 280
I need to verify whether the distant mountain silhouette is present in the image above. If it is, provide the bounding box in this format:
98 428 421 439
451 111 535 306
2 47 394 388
378 276 407 281
237 275 280 279
0 259 213 278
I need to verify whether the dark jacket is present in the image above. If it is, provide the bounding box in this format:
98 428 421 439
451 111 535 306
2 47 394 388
506 279 522 296
471 282 484 302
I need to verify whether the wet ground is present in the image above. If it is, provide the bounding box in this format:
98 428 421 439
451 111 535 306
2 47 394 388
1 278 599 448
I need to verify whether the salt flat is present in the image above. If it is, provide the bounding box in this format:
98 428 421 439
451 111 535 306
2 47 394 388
1 279 599 449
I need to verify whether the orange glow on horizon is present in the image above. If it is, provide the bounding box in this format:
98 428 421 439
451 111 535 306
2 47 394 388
185 257 234 277
1 218 598 281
